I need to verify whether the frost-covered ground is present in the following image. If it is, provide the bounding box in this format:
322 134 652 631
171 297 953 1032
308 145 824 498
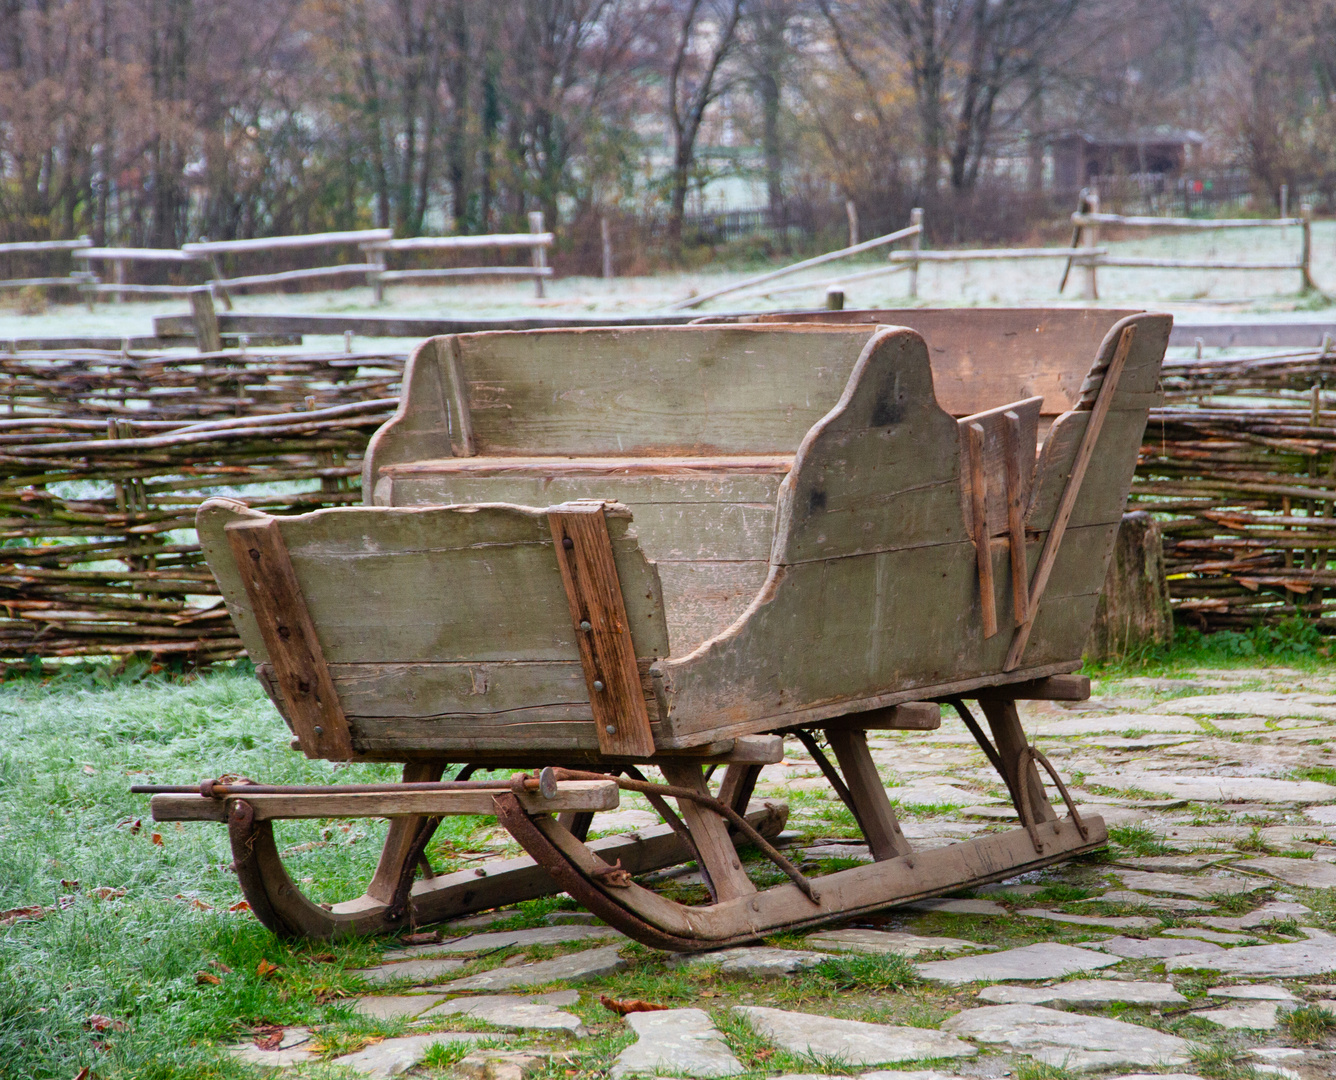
2 222 1335 343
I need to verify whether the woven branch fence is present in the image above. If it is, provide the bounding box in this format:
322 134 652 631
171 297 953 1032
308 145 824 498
0 346 403 660
1136 342 1336 630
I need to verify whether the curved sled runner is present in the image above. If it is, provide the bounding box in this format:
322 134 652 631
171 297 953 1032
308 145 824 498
141 311 1170 946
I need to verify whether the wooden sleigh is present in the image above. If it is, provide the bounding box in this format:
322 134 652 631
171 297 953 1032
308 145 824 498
141 310 1171 948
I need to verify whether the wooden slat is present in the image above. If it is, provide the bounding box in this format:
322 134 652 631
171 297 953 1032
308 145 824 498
819 702 941 731
224 518 355 760
1006 325 1136 670
548 501 656 757
384 455 795 478
826 728 914 860
659 761 756 900
151 781 619 822
441 336 476 456
975 674 1090 701
1004 410 1030 626
979 699 1056 826
367 761 445 903
967 422 998 638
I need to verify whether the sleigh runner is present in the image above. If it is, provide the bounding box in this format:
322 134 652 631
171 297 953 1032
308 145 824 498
140 311 1171 947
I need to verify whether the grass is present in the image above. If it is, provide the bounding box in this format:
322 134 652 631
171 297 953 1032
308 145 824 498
805 951 919 993
1284 1003 1336 1044
1107 822 1175 856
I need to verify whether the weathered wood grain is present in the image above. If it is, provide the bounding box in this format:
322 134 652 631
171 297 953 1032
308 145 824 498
967 422 998 638
660 761 757 901
225 517 354 760
957 396 1041 538
361 337 456 496
549 502 656 757
826 728 914 859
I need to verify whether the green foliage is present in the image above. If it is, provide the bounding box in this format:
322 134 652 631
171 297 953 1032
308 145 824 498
1015 1060 1076 1080
1107 822 1174 856
808 951 920 993
1089 615 1329 674
1284 1003 1336 1044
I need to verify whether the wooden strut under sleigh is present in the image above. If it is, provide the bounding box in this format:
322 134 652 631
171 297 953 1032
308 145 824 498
136 311 1170 947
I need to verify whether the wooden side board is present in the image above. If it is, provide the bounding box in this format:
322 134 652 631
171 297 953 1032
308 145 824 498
750 308 1142 417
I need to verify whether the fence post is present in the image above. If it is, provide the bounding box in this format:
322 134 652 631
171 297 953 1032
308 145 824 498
199 242 233 311
845 200 859 247
601 216 614 280
1280 184 1289 219
908 207 923 299
113 259 126 304
366 244 386 304
529 211 547 298
1301 202 1315 293
189 287 222 353
825 287 845 311
1083 190 1100 300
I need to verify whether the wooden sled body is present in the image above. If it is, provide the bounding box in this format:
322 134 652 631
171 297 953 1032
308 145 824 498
151 310 1170 947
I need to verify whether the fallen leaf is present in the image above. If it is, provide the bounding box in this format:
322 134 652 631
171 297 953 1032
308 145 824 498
209 960 232 973
0 905 46 926
58 895 76 910
84 1014 127 1033
129 819 141 835
312 952 337 963
71 1068 90 1080
400 931 441 946
172 894 212 911
82 765 96 775
195 972 222 986
252 1024 284 1051
314 987 351 1004
150 833 163 846
256 958 281 979
754 1048 774 1061
599 995 668 1016
227 900 251 913
698 989 719 998
60 880 80 890
89 887 125 901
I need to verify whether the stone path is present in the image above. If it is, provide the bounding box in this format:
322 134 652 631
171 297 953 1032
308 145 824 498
218 667 1336 1078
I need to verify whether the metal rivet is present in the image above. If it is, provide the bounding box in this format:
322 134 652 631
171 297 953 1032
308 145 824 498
593 679 605 692
562 536 574 549
605 725 616 734
313 725 323 736
579 620 592 632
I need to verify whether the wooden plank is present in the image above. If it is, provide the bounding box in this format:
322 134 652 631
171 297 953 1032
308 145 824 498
957 397 1041 538
376 267 553 282
152 312 715 339
659 761 756 900
367 233 555 252
152 781 619 822
384 455 794 478
224 518 355 760
549 502 656 757
976 674 1090 701
1006 325 1136 670
411 325 878 459
363 338 457 493
183 229 392 255
826 728 913 860
819 702 940 731
967 422 998 638
770 327 968 566
753 308 1139 416
978 698 1056 826
441 336 476 456
212 263 377 290
1004 411 1031 626
368 761 446 903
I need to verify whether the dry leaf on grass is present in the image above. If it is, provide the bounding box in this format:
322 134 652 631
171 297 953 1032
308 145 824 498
60 880 79 890
0 905 46 926
228 900 251 913
210 960 232 973
150 833 163 846
401 931 441 946
89 887 125 901
195 972 223 986
312 952 337 963
599 995 669 1016
256 958 282 979
84 1015 127 1033
252 1024 284 1051
71 1068 90 1080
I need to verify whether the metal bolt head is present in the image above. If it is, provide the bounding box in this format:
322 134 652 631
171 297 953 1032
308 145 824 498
605 725 616 734
313 725 324 736
562 536 574 549
593 679 605 692
579 620 592 632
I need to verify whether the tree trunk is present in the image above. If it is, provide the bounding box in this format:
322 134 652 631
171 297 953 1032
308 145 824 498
1087 511 1174 660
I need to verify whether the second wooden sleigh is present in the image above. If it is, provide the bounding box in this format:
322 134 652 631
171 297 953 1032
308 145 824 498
142 309 1171 948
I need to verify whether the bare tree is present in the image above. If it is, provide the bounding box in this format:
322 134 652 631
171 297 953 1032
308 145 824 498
664 0 746 248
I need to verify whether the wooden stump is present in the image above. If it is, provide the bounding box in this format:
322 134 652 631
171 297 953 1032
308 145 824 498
1088 510 1173 659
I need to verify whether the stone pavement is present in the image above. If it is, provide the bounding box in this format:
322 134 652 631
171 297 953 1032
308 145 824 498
221 667 1336 1079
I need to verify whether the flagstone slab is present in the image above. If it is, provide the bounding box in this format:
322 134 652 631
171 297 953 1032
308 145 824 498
610 1008 744 1079
669 946 824 976
331 1032 493 1079
1197 1001 1283 1029
1166 940 1336 977
1153 692 1336 720
886 784 1000 806
1117 855 1233 874
353 957 468 985
1236 856 1336 889
902 898 1006 916
916 942 1121 984
1077 936 1225 960
806 929 983 958
442 945 627 991
1027 715 1201 736
423 991 585 1035
977 980 1186 1007
1076 891 1214 911
351 994 447 1020
1305 805 1336 826
383 925 620 960
1162 927 1257 945
735 1006 977 1065
1086 774 1336 804
1018 908 1158 930
1115 870 1269 898
1195 901 1310 931
941 1004 1192 1072
1208 984 1296 1002
225 1027 316 1068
